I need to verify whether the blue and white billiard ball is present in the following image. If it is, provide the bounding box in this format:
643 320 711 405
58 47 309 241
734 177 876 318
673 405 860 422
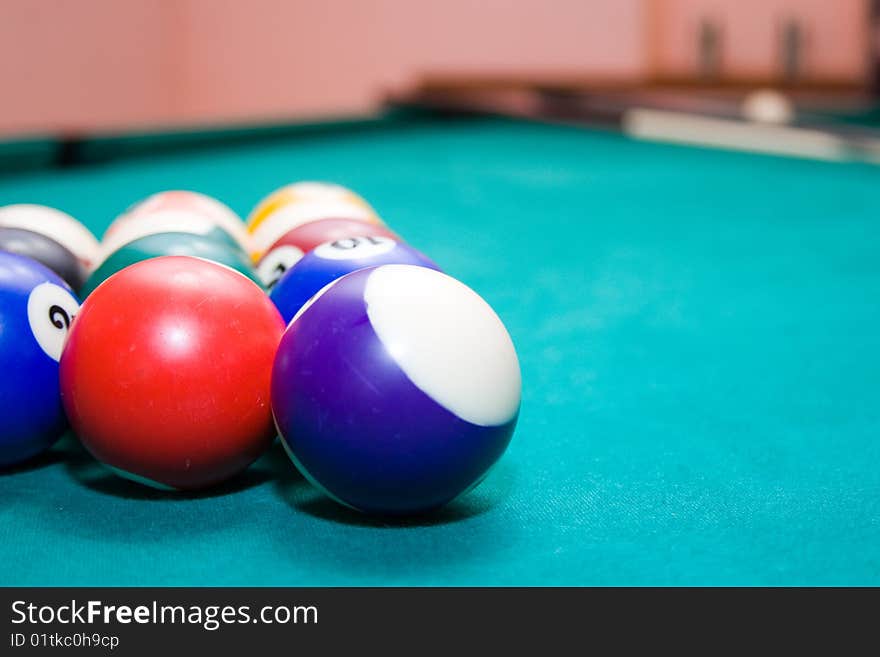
268 235 439 323
0 252 80 467
271 264 521 515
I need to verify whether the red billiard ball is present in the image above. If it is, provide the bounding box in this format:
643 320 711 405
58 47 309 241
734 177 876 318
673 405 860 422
59 256 285 490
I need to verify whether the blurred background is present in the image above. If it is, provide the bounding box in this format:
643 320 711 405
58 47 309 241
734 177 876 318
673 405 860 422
0 0 874 138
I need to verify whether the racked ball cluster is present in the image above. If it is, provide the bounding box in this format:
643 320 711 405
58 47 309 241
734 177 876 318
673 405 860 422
0 183 521 515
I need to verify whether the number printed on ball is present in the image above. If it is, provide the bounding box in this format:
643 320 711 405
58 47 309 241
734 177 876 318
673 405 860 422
27 282 80 361
257 245 305 288
313 236 396 261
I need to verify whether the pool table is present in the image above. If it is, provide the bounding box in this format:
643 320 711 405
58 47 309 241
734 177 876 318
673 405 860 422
1 111 879 586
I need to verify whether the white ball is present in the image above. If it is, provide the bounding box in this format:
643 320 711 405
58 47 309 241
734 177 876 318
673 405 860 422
741 89 795 125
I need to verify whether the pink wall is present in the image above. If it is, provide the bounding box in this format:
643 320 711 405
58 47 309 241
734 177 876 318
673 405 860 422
0 0 645 136
0 1 869 137
173 0 646 124
650 0 868 80
0 1 177 134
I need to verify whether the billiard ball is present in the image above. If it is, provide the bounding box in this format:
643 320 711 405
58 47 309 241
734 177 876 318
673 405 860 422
107 190 250 252
269 236 439 322
0 227 87 292
0 204 99 269
247 181 373 231
60 256 284 490
250 199 382 258
95 210 243 268
0 252 81 467
247 182 382 256
256 219 401 288
741 89 794 125
272 264 521 515
82 231 262 297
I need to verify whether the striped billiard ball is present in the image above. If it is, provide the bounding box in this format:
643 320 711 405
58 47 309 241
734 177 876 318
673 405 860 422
267 235 438 322
247 182 382 257
96 210 243 268
82 231 261 297
271 264 521 515
254 218 401 286
107 190 250 253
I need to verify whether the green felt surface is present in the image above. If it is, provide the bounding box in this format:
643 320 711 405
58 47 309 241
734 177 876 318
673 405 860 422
1 115 879 586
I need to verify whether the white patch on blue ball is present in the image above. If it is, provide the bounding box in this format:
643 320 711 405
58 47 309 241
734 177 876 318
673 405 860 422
257 245 305 287
312 235 396 261
364 264 521 427
26 282 80 362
